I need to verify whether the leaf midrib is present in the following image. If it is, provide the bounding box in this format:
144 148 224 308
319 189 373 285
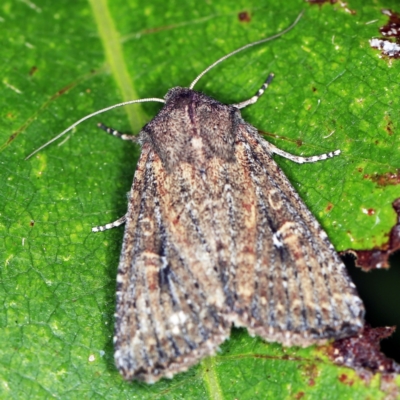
88 0 145 132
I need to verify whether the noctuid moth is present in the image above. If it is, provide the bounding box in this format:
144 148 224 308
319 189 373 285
28 12 364 383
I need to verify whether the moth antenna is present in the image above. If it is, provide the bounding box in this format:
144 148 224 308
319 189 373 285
189 11 304 90
25 97 165 160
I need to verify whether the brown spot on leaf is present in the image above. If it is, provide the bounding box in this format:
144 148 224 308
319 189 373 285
30 220 35 227
301 363 319 386
385 116 394 135
238 11 251 22
295 392 305 400
338 373 354 386
367 170 400 187
329 325 400 375
357 167 363 173
306 0 337 5
326 202 333 212
50 83 75 100
6 132 17 145
29 66 38 76
341 198 400 271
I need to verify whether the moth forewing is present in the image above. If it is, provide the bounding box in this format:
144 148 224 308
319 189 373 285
114 141 232 382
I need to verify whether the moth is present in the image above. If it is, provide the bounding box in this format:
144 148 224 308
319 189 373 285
28 12 364 383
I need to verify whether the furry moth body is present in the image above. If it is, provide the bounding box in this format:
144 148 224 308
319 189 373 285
28 13 364 383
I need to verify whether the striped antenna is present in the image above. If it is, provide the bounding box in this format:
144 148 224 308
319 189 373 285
189 11 303 90
25 97 165 160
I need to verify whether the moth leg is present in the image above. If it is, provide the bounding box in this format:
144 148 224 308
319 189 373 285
92 214 127 232
97 123 138 142
262 140 341 164
232 73 274 109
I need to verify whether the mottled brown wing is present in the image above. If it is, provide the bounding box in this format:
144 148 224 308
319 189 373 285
114 143 231 383
223 121 365 346
114 119 364 383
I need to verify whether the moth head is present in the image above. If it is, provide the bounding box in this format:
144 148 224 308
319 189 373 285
142 87 238 171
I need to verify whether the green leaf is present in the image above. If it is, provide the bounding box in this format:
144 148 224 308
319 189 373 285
1 0 400 398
